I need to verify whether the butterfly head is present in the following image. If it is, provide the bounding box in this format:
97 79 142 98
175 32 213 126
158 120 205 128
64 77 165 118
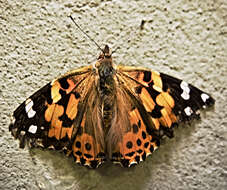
96 45 115 78
97 45 112 60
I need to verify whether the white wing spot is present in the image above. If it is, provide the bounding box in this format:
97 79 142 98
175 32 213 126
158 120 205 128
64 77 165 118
25 99 33 111
28 125 37 134
180 81 190 100
180 81 188 88
25 98 36 118
201 93 209 103
28 109 36 118
184 106 193 116
181 91 190 100
180 81 190 93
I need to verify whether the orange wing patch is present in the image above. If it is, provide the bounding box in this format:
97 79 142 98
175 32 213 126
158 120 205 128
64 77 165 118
117 66 179 131
72 112 106 168
44 94 78 140
152 71 163 92
66 93 80 120
156 92 175 108
47 104 64 139
112 108 158 167
140 88 156 112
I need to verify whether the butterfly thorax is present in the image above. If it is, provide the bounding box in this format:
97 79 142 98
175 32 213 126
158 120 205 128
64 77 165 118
95 45 116 133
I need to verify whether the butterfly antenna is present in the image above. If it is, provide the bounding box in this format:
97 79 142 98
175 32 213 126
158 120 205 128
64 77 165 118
112 46 120 55
69 16 104 53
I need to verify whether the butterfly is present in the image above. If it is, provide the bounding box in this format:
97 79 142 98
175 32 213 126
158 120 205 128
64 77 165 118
9 44 215 168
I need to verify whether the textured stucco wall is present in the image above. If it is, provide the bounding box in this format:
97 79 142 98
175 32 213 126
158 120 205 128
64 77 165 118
0 0 226 190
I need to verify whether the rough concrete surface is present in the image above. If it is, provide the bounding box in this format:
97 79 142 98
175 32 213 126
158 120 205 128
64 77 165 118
0 0 226 190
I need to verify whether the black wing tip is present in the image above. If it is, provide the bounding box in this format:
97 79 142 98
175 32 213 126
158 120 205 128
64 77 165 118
205 95 215 107
199 92 215 111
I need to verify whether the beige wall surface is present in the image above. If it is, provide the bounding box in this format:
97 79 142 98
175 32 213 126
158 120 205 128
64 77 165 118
0 0 226 190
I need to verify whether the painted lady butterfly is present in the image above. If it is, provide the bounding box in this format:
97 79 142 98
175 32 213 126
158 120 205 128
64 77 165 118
9 44 215 168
